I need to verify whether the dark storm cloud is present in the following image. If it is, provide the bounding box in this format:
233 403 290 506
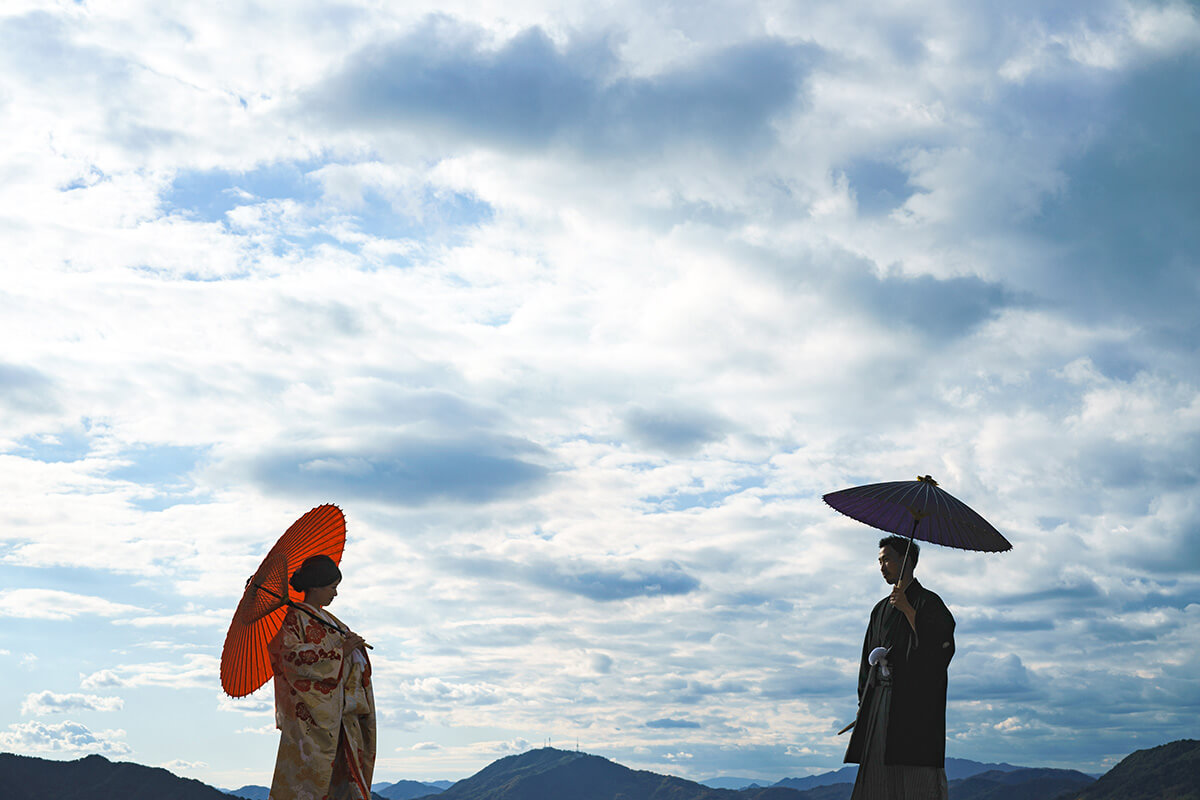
304 16 815 155
446 553 700 601
764 247 1024 341
250 434 549 506
950 652 1037 700
845 265 1023 340
957 614 1055 635
623 406 730 455
1072 434 1200 496
333 385 511 433
841 159 915 215
1021 51 1200 337
1002 578 1103 607
759 665 851 700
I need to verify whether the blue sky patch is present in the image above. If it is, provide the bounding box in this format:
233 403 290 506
343 185 493 243
14 429 92 462
163 161 324 223
106 444 210 489
643 475 766 512
841 158 914 215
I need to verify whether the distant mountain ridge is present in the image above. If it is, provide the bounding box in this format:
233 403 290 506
0 752 232 800
2 738 1195 800
1064 739 1200 800
225 783 390 800
413 747 806 800
376 778 453 799
948 767 1094 800
772 756 1025 792
227 778 445 800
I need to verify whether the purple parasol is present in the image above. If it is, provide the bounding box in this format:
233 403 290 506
822 475 1012 553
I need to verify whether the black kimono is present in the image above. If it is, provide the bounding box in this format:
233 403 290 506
844 577 955 768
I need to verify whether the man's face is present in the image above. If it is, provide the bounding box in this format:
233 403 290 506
878 546 906 585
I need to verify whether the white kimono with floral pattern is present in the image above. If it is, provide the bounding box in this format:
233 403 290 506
268 603 376 800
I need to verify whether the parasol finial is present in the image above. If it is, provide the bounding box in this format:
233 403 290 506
917 475 938 485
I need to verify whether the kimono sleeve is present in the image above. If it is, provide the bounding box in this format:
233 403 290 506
275 609 345 702
908 591 955 672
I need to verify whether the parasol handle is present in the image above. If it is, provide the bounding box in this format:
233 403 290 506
897 517 918 589
246 580 374 650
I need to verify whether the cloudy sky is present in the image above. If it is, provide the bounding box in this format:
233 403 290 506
2 0 1198 790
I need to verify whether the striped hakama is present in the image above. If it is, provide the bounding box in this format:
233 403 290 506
850 671 948 800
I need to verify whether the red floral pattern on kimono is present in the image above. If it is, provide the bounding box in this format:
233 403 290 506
268 604 376 800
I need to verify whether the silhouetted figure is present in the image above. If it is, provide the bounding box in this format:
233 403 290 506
845 536 955 800
268 555 376 800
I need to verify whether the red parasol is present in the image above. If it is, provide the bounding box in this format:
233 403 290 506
220 504 346 698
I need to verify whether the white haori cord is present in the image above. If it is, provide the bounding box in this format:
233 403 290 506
868 646 891 677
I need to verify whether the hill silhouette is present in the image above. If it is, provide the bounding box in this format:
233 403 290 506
0 752 232 800
3 739 1195 799
947 767 1093 799
412 747 806 800
378 778 451 799
1063 739 1200 800
773 755 1028 793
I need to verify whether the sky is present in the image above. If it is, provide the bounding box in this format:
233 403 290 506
1 0 1198 790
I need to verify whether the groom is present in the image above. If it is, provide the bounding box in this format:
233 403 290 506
844 535 956 799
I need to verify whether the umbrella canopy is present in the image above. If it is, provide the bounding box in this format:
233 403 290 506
220 504 346 698
823 475 1012 553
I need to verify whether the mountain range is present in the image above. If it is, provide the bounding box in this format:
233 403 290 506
1 739 1195 799
0 752 232 800
769 756 1027 792
1063 739 1200 800
375 778 458 800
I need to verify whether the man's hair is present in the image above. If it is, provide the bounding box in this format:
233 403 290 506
879 535 919 567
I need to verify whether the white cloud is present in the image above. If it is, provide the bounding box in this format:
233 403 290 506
0 720 131 756
218 690 274 717
0 589 146 621
114 610 227 628
77 670 124 690
21 691 124 716
79 654 219 691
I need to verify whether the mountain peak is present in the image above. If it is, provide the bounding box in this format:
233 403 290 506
430 746 741 800
1069 739 1200 800
0 751 231 800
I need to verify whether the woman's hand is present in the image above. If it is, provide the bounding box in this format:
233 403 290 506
342 632 367 655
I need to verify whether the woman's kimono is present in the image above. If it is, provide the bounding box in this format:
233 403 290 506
268 603 376 800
